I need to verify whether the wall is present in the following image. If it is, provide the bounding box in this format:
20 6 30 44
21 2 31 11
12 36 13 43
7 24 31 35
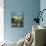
4 0 40 42
0 0 4 42
40 0 46 27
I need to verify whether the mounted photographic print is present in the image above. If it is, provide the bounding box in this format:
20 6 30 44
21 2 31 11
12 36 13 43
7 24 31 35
11 11 24 27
